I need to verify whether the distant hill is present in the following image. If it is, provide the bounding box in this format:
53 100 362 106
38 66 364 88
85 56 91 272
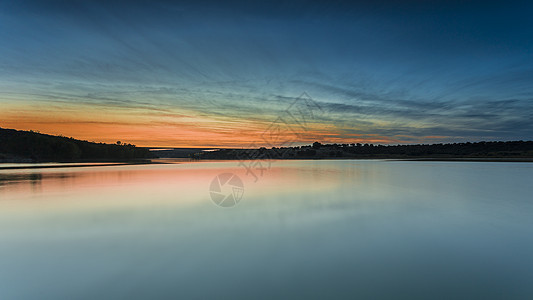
150 148 218 158
0 128 151 162
195 141 533 161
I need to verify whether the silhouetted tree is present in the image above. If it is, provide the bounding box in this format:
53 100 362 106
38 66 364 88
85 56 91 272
0 128 150 162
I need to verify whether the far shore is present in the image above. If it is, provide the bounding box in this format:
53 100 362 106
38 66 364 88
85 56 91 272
207 157 533 162
2 157 532 171
188 156 533 163
0 160 167 170
396 157 533 162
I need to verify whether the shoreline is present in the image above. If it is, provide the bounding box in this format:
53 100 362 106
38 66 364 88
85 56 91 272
396 157 533 162
2 157 532 170
0 160 166 170
192 157 533 162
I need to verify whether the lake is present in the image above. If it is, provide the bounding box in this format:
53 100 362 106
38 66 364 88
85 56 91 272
0 160 532 299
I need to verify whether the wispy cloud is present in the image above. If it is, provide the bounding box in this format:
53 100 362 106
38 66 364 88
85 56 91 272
1 0 533 145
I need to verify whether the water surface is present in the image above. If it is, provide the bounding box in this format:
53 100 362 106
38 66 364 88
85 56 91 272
0 160 532 299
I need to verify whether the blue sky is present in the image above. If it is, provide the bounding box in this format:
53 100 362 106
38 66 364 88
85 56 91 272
1 0 532 146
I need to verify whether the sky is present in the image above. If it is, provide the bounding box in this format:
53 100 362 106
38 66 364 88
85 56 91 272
1 0 533 147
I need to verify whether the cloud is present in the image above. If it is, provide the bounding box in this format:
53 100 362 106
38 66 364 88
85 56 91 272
1 0 533 145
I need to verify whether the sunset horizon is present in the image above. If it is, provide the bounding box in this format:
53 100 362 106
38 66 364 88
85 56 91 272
2 1 532 148
1 1 533 299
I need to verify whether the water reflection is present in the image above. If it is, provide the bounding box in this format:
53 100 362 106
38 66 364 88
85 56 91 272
0 160 532 299
0 172 43 184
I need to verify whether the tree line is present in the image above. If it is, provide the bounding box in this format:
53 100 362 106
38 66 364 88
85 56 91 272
195 140 533 160
0 127 150 162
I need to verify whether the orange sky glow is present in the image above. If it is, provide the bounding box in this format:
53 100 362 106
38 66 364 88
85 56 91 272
0 101 410 148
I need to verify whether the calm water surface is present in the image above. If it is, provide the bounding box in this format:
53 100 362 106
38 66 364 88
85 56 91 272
0 160 532 299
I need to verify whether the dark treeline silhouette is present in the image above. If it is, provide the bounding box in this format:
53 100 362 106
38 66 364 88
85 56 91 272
0 128 150 162
195 141 533 160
